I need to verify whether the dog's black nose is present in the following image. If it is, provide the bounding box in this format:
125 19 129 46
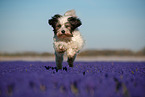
61 30 65 34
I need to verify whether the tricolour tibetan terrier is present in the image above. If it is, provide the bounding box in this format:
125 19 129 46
48 10 85 69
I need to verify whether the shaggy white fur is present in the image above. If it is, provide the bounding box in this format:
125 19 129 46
53 29 84 57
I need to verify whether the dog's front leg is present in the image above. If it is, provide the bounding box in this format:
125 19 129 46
66 48 77 67
55 52 64 69
67 55 76 67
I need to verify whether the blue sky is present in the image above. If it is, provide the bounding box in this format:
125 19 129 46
0 0 145 53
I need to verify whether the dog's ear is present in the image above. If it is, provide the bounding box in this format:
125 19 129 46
48 14 62 28
68 17 82 30
64 10 77 17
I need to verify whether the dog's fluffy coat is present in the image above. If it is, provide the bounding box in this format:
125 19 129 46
48 10 84 69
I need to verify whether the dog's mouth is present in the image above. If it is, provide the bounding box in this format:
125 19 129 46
58 34 73 38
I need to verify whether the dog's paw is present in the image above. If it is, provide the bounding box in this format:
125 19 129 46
58 44 65 50
57 44 66 53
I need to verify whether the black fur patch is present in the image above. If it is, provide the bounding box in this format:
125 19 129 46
68 17 82 31
48 14 61 27
48 14 62 34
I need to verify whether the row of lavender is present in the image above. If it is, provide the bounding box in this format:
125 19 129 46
0 61 145 97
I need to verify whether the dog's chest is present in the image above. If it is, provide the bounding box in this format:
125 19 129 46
54 35 79 48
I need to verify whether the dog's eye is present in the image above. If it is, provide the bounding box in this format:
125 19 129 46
57 24 61 28
65 25 69 28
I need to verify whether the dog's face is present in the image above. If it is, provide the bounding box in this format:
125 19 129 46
49 14 81 38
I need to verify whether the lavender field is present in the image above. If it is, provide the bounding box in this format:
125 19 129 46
0 61 145 97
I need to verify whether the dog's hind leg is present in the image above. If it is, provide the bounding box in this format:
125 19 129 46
55 52 64 69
